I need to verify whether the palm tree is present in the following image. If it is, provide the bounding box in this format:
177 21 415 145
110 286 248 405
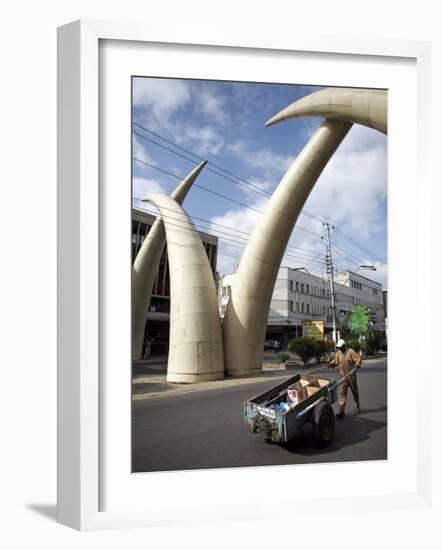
350 306 370 339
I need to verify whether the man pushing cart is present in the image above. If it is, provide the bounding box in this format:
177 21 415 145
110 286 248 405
329 339 362 418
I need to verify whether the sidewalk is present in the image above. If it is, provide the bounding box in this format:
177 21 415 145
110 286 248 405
132 358 332 401
132 352 386 401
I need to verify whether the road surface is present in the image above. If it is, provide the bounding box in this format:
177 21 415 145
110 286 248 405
132 357 387 472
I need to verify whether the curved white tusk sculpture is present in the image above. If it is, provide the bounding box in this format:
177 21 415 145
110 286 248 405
223 119 352 376
143 193 224 383
132 160 207 360
265 87 387 134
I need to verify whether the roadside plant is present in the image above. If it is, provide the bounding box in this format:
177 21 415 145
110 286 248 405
337 317 352 340
314 340 331 363
277 352 290 363
362 331 384 356
346 338 361 353
288 336 318 366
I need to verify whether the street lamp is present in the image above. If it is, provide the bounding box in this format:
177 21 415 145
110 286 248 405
338 264 376 287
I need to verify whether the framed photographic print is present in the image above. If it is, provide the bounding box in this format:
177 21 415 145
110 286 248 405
57 19 432 530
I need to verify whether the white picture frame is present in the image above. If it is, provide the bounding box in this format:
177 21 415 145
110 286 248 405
57 19 432 531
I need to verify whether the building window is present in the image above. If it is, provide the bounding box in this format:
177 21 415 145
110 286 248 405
301 303 304 313
373 288 378 295
306 284 310 295
295 281 299 292
306 303 310 314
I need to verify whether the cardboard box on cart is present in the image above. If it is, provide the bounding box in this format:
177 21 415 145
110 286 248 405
287 378 330 403
287 379 309 404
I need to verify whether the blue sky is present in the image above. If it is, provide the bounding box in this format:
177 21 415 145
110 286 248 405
132 77 388 289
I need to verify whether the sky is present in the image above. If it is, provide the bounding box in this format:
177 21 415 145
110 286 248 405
132 77 388 289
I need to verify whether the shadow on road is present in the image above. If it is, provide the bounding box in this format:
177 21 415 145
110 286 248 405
282 406 387 457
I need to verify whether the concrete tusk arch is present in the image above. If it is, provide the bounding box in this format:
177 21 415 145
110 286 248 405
143 193 224 383
132 160 207 360
266 87 387 134
223 119 352 376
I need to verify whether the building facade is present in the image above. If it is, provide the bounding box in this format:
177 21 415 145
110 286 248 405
219 266 386 350
132 208 218 355
333 270 385 331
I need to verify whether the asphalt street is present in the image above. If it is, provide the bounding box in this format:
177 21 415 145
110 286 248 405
132 357 387 472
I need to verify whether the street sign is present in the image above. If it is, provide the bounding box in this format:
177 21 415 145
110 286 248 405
302 320 325 341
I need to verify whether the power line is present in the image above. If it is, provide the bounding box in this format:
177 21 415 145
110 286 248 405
134 122 277 197
333 226 381 261
133 121 384 261
132 157 324 239
133 200 322 265
133 130 270 199
330 240 366 265
133 197 320 261
134 196 368 284
133 122 326 222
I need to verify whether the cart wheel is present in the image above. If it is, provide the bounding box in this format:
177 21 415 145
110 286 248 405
312 401 335 447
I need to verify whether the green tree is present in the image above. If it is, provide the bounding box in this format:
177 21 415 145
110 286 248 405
350 305 370 337
362 331 384 355
337 317 352 340
288 336 319 366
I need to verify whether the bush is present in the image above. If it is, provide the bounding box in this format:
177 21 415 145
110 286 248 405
346 338 361 353
277 352 290 363
288 336 319 365
362 331 384 356
337 318 352 341
314 340 336 362
314 340 326 363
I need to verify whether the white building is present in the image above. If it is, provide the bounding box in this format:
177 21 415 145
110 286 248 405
334 270 385 332
218 266 386 350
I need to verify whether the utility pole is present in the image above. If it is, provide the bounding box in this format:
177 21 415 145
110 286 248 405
323 222 337 343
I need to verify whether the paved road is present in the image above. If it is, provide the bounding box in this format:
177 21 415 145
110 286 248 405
132 357 387 472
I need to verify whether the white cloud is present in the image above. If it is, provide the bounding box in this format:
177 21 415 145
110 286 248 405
304 124 387 240
132 134 156 165
196 87 227 124
211 124 387 279
209 195 326 277
133 78 191 123
362 260 388 290
133 78 228 159
178 125 225 157
216 250 241 278
211 200 264 238
133 177 166 203
226 140 293 179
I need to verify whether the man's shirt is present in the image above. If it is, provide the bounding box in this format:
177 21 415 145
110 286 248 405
330 348 362 377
